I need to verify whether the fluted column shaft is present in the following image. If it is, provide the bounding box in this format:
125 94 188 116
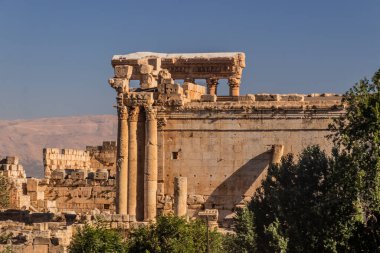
144 107 158 221
116 104 128 215
128 107 139 220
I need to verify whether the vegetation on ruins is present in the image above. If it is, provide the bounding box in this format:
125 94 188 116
69 215 226 253
0 175 9 209
68 222 127 253
127 215 224 253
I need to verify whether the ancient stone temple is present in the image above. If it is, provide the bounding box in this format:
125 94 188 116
108 52 343 222
0 51 345 252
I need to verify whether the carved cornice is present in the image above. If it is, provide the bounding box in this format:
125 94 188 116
111 52 246 80
124 92 154 107
157 117 168 130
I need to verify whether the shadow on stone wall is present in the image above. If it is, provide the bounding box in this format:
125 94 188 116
204 151 271 212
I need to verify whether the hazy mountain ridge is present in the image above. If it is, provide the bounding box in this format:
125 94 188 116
0 115 117 177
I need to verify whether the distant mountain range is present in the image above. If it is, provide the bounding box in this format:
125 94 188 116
0 115 117 177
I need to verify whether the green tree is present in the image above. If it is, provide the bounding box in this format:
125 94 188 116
264 218 288 253
127 215 225 253
251 146 358 252
68 223 127 253
329 69 380 251
330 69 380 214
224 207 256 253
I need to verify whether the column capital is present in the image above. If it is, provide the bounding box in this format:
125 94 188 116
206 78 219 95
117 106 128 120
228 77 241 88
206 77 219 86
109 78 130 94
145 106 157 121
128 106 140 122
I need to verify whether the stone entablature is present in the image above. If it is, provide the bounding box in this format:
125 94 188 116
110 52 245 96
111 52 245 80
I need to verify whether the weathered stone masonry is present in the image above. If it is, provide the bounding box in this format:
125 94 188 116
0 51 345 253
109 52 344 222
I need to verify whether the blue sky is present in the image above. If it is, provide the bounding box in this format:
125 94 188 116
0 0 379 119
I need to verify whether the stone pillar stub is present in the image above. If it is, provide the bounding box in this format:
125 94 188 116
272 144 284 164
228 77 241 97
116 105 129 215
174 177 187 217
128 106 139 220
206 78 218 96
144 107 158 221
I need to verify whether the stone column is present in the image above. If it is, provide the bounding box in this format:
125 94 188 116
174 177 187 217
206 78 218 96
116 103 129 215
272 144 284 164
128 106 139 220
144 106 158 221
228 77 241 97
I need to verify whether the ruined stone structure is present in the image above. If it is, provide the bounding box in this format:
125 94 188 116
0 51 346 252
0 51 348 253
0 156 29 210
41 142 117 214
108 52 343 222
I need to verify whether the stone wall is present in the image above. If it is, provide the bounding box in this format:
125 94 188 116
43 148 91 178
86 141 117 178
39 142 118 214
157 96 341 221
43 180 116 214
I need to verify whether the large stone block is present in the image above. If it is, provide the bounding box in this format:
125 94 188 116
27 178 39 192
255 93 280 101
200 94 217 102
280 94 304 101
